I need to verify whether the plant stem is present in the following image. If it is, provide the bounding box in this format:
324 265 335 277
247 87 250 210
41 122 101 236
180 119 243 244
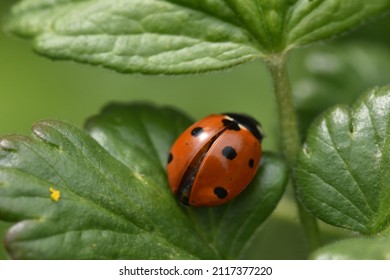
267 53 322 253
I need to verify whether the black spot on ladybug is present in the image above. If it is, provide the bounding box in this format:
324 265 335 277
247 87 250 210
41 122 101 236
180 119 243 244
214 186 228 199
249 158 254 168
222 146 237 160
222 119 240 131
191 127 204 137
167 153 173 164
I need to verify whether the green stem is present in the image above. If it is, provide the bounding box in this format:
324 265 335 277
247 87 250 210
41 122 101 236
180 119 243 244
267 53 322 253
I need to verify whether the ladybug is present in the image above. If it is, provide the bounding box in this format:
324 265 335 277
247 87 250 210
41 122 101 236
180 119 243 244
167 113 263 207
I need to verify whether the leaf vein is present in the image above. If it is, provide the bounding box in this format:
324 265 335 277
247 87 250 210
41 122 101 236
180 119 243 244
287 0 326 37
302 167 370 225
324 117 375 215
231 193 274 259
0 166 144 231
21 128 161 233
305 189 368 232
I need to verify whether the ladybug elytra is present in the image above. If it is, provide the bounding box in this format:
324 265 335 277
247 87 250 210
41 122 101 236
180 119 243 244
167 113 263 207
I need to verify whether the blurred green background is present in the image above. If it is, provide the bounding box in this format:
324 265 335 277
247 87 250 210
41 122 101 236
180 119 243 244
1 0 389 259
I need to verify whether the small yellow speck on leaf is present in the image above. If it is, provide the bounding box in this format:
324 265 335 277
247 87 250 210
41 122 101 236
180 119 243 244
49 187 61 202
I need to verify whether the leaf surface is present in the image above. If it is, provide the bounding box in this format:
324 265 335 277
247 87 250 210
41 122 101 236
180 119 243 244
296 85 390 234
6 0 390 73
0 103 288 259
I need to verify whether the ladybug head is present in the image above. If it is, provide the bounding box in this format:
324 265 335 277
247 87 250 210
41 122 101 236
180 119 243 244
223 113 264 142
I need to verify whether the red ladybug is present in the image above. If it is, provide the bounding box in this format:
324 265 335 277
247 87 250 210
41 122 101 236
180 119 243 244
167 113 263 207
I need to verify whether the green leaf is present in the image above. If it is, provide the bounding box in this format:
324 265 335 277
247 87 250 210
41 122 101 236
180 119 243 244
296 85 390 235
187 152 288 259
0 103 287 259
291 42 390 135
6 0 390 74
0 119 208 259
284 0 390 48
85 103 288 259
311 235 390 260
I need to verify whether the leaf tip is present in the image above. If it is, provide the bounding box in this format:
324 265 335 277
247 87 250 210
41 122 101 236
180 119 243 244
0 138 18 152
31 120 63 148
